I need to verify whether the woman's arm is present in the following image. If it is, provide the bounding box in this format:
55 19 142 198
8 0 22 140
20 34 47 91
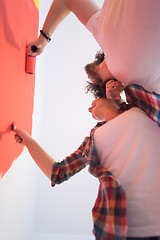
14 128 88 183
14 128 55 179
27 0 100 56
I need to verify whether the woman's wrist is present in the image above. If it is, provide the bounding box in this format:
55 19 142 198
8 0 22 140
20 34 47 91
24 135 35 148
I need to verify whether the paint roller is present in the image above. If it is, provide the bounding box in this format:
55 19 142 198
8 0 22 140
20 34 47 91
25 45 38 74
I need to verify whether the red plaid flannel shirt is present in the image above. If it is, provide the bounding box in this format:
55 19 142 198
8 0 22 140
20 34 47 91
51 122 127 240
125 84 160 126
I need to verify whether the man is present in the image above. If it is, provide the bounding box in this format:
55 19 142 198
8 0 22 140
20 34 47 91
84 50 160 126
13 97 160 239
27 0 160 125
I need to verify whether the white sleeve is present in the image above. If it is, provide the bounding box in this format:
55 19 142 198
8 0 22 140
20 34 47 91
85 11 100 39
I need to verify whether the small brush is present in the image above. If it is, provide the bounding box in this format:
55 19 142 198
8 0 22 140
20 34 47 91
11 122 23 143
11 122 16 131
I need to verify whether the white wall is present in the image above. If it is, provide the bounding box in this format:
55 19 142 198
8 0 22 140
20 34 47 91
32 0 104 239
0 150 38 240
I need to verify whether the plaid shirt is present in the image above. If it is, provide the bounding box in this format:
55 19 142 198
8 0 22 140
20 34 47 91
125 84 160 126
51 122 127 240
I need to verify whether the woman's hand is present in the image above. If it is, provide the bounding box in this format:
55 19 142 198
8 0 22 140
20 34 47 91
14 127 32 146
105 80 125 100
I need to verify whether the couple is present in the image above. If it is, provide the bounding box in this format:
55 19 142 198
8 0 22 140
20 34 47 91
19 0 160 239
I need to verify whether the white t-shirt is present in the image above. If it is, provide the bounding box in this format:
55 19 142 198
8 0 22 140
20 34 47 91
86 0 160 94
94 108 160 237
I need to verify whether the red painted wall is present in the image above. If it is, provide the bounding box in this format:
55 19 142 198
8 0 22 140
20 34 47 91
0 0 39 178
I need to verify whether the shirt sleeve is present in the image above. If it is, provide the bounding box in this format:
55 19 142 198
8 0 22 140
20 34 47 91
85 11 100 40
124 84 160 127
51 137 89 187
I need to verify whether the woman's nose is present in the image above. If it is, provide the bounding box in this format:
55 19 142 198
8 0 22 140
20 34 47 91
88 107 92 113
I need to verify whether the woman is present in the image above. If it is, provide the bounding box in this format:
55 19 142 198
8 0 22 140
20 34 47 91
13 97 160 239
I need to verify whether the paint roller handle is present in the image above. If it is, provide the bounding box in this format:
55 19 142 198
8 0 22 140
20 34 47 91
31 45 38 53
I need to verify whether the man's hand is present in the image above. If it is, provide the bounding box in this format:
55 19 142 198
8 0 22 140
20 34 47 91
26 35 48 57
106 80 125 100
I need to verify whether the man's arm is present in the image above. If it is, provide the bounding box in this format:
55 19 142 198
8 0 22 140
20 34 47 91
27 0 100 56
43 0 100 34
